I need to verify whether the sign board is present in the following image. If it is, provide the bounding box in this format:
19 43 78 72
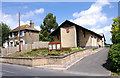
48 41 61 50
57 44 60 50
49 44 52 50
48 41 61 56
53 44 56 49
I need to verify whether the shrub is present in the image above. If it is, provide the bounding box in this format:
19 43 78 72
92 47 98 51
108 44 120 73
47 52 59 56
32 49 38 51
2 46 5 48
40 49 48 53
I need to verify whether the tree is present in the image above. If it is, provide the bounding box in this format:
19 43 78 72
39 13 58 41
0 22 11 46
111 16 120 44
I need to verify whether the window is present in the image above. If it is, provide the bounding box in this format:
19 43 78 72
91 34 93 38
14 32 18 36
20 41 23 45
9 33 12 38
10 42 13 47
20 31 24 37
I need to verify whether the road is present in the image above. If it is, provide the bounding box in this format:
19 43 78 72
1 63 77 76
1 48 111 76
67 48 111 76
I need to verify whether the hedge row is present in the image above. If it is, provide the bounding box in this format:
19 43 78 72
108 44 120 73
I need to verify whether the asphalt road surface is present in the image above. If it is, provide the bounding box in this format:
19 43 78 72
1 63 77 76
67 48 111 76
1 48 111 76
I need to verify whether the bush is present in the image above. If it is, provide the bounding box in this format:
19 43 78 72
92 47 98 51
47 52 59 56
108 44 120 73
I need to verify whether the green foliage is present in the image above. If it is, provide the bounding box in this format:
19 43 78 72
111 16 120 44
18 49 49 57
47 52 59 56
108 44 120 73
15 51 19 53
19 54 25 57
39 13 58 41
92 47 98 51
0 22 11 46
71 47 86 52
40 49 48 53
64 50 70 53
111 72 120 76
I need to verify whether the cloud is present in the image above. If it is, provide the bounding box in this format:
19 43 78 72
71 0 110 27
0 12 31 29
23 6 28 9
109 4 114 8
0 12 18 28
35 26 41 31
35 8 44 14
70 0 112 44
0 8 44 29
90 25 112 44
21 8 44 19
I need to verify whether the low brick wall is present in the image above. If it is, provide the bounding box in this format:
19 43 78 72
0 48 101 66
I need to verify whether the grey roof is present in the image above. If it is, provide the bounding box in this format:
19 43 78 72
50 20 103 38
99 33 104 37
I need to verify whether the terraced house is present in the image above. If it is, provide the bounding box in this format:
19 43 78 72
8 20 39 47
51 20 105 49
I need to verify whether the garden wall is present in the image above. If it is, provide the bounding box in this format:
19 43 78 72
1 41 49 56
0 48 102 66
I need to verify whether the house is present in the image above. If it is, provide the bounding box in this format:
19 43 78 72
8 20 39 47
50 20 105 49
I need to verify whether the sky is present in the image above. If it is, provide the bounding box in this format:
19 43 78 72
1 0 118 44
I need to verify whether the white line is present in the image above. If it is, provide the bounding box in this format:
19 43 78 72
2 70 15 74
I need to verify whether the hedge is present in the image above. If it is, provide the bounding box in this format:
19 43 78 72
108 44 120 73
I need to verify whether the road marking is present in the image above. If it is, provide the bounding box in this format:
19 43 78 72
2 70 15 74
27 67 32 69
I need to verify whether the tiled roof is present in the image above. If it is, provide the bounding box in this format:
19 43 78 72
9 24 39 33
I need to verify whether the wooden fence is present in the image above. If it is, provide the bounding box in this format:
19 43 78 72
1 41 49 56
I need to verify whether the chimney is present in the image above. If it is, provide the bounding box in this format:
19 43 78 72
30 20 34 28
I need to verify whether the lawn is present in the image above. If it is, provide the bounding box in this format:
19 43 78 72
7 47 86 57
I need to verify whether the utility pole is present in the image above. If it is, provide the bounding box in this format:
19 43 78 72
19 11 21 52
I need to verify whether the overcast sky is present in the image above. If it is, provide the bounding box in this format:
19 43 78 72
1 0 118 44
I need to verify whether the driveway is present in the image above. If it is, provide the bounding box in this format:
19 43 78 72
66 48 111 76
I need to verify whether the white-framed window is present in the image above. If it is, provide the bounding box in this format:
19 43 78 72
91 34 93 38
9 33 12 38
12 32 14 37
9 33 14 38
9 41 14 47
20 39 25 45
20 31 24 37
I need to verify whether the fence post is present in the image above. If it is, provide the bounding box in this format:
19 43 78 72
1 48 3 57
7 47 8 55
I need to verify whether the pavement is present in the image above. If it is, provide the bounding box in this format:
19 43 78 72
66 48 111 76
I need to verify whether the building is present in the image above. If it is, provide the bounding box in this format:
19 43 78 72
8 20 39 47
50 20 105 49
